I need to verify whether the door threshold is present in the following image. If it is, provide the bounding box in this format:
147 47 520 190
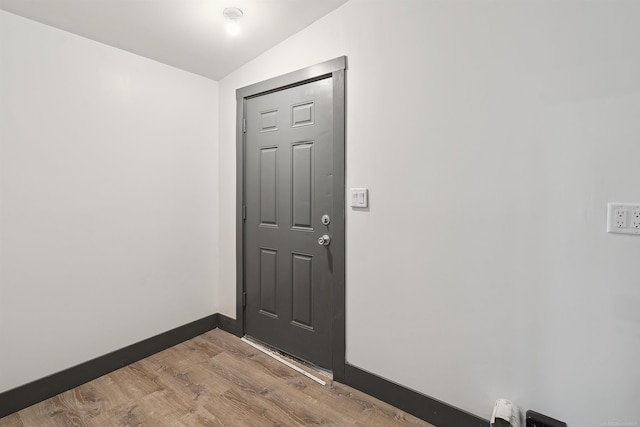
241 336 333 386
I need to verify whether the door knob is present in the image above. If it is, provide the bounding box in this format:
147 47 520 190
318 235 331 246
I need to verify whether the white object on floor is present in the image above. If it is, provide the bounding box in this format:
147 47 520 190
490 398 521 427
240 337 327 386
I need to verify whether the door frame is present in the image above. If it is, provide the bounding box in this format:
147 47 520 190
235 56 347 380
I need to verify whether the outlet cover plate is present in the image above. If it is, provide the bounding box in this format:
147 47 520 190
607 203 640 235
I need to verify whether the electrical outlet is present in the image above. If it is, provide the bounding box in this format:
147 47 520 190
607 203 640 235
615 209 627 228
632 210 640 229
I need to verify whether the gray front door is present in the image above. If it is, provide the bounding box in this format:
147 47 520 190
244 77 334 369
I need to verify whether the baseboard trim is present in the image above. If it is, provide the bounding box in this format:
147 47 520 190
344 364 489 427
0 314 217 419
216 313 240 337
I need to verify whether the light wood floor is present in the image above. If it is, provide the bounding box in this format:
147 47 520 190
0 329 434 426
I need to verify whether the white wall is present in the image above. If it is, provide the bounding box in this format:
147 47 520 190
218 1 640 424
0 11 219 393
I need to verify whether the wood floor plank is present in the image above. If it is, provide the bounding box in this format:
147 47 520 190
201 354 305 426
209 345 371 425
0 413 22 427
0 329 434 427
180 405 227 427
212 352 343 425
200 329 259 359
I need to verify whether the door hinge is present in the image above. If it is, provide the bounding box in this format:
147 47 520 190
242 205 247 220
242 292 247 307
242 118 246 133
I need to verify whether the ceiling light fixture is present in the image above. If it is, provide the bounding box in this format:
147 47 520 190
223 7 243 36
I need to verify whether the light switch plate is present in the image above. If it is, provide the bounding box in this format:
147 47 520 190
350 188 368 208
607 203 640 235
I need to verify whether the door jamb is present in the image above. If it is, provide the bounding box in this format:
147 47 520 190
235 56 347 380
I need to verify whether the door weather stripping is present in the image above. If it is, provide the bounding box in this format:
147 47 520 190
240 337 327 386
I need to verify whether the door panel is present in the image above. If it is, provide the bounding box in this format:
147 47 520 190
259 248 278 317
291 252 313 329
244 77 333 368
259 147 278 227
291 142 314 229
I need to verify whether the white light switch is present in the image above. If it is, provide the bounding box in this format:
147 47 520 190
607 203 640 235
350 188 368 208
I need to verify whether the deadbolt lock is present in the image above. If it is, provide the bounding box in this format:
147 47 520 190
321 214 331 225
